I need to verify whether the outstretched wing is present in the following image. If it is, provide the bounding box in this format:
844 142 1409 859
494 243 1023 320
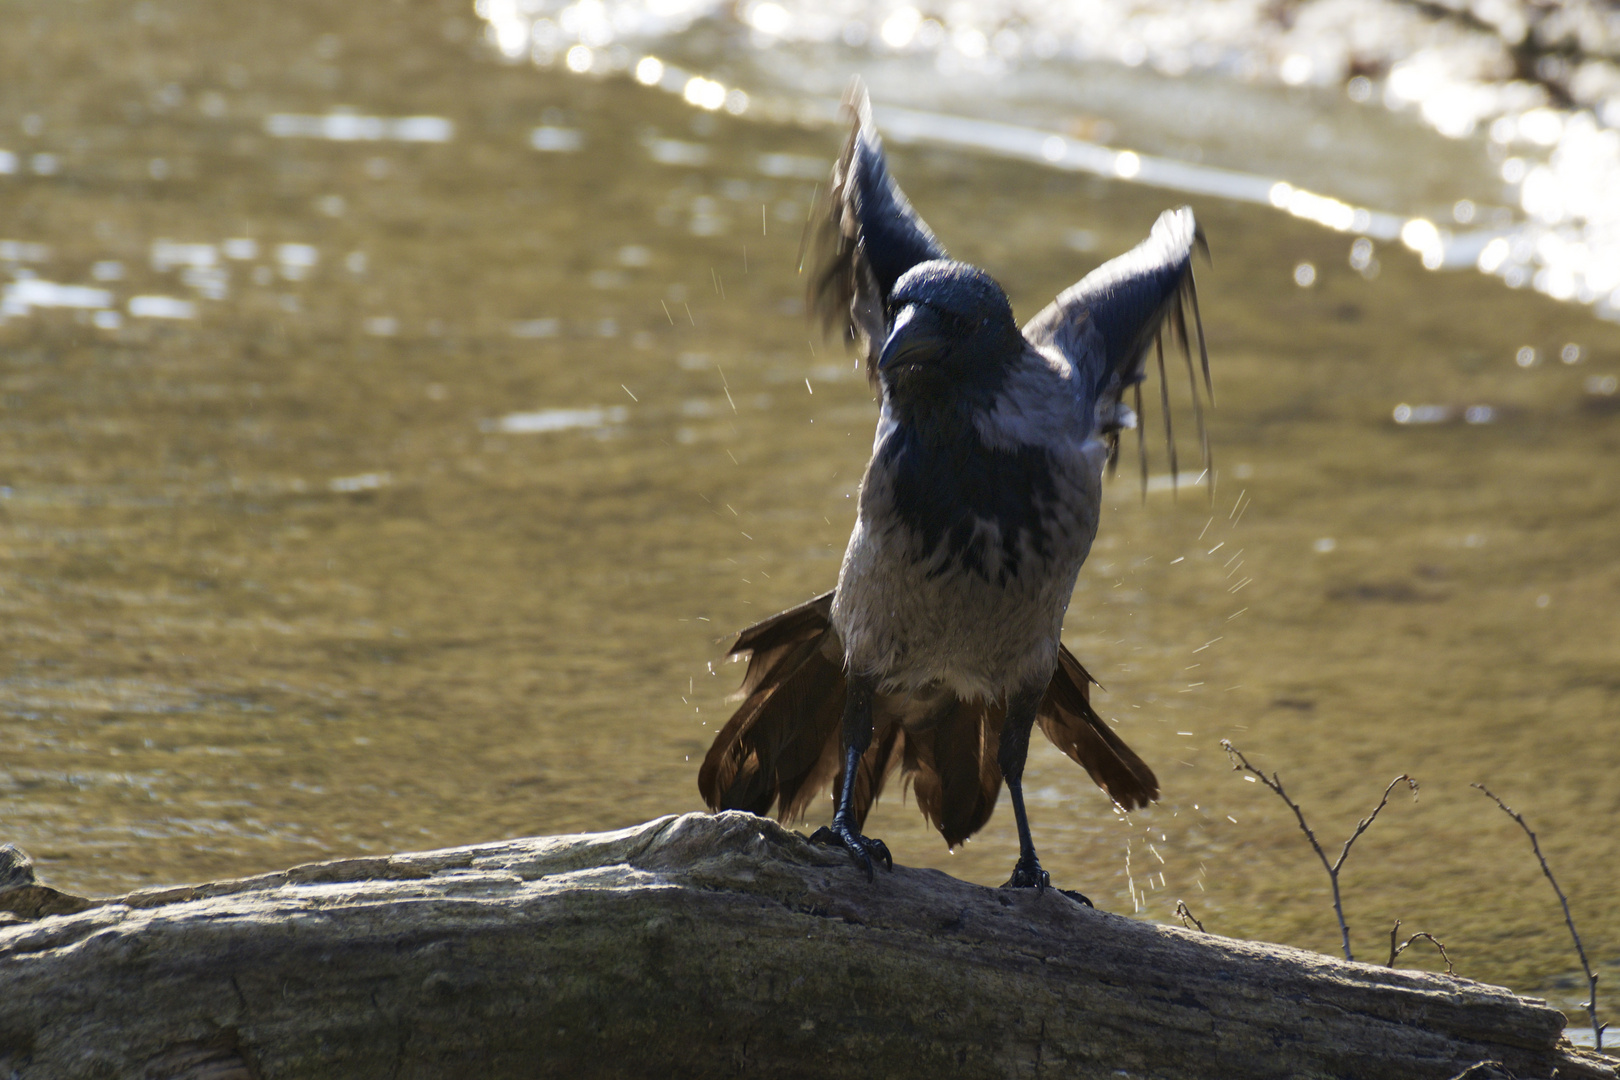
806 78 948 386
1023 207 1212 490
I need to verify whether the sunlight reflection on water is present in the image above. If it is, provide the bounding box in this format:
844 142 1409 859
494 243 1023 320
490 407 630 434
473 0 1620 325
265 112 455 143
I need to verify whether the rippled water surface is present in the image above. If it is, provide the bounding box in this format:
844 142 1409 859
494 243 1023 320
3 0 1619 1021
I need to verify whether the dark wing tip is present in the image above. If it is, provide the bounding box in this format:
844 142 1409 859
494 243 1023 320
1024 205 1214 495
803 79 947 385
1024 206 1200 382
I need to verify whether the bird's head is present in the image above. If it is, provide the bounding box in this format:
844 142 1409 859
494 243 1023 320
877 261 1022 409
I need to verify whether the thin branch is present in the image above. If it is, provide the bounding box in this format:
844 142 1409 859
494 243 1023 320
1388 919 1455 975
1222 741 1416 962
1174 899 1206 933
1473 783 1605 1051
1333 774 1420 876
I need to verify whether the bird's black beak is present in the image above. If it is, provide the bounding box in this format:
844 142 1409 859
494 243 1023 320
877 303 949 375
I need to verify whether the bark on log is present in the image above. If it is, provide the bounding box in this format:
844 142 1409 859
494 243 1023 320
0 814 1612 1080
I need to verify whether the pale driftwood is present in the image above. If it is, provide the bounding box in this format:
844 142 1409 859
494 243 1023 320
0 815 1612 1080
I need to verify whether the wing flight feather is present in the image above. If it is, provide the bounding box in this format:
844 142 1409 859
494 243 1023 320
1023 207 1212 490
805 78 949 385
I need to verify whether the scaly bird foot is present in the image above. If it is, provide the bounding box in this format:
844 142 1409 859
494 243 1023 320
810 821 892 882
1000 858 1093 905
1001 854 1050 891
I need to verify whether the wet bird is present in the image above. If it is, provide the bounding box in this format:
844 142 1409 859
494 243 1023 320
698 81 1212 896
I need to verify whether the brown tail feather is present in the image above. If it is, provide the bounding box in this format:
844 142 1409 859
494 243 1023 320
903 697 1007 848
772 658 848 822
701 637 816 793
728 590 835 703
1037 645 1160 810
700 592 850 820
730 590 834 654
701 594 1161 841
701 592 843 812
698 631 845 818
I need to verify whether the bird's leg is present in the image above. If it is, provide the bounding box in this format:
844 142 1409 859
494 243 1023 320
999 684 1076 898
810 672 892 881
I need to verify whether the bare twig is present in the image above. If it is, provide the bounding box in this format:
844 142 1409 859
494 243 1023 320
1387 918 1455 975
1222 741 1417 961
1473 783 1604 1051
1174 899 1206 933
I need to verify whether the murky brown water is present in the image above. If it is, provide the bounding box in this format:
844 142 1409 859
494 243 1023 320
3 0 1618 1023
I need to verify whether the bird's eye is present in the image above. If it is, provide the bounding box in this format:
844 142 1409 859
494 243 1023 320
933 307 968 334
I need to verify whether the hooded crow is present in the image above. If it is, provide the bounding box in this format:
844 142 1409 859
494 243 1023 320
698 80 1212 897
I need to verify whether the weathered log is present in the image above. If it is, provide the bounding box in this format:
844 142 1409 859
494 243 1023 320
0 814 1611 1080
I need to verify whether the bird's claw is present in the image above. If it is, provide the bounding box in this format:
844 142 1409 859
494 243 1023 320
1001 855 1050 891
811 821 892 881
1059 887 1094 908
